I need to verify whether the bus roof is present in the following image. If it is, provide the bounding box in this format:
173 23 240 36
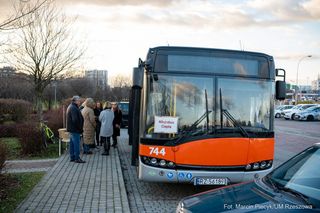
147 46 273 61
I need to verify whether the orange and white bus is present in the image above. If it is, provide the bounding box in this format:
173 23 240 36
129 46 286 185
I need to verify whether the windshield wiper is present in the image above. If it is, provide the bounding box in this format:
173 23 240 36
219 88 249 138
264 176 313 207
280 187 313 206
222 109 250 138
175 110 212 143
175 89 212 144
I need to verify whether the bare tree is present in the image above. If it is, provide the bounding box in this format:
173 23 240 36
0 0 48 61
9 0 84 119
111 75 132 101
0 73 34 101
68 78 95 98
111 74 132 88
0 0 47 31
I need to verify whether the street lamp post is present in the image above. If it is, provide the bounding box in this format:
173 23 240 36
295 55 312 104
52 81 57 109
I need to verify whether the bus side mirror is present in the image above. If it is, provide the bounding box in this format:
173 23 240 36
275 68 286 100
133 67 144 88
276 81 286 100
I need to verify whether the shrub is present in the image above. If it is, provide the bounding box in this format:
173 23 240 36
0 99 32 123
43 108 63 136
0 124 17 137
0 143 7 172
16 122 43 156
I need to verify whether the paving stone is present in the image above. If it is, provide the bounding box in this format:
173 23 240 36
117 130 206 213
15 141 130 213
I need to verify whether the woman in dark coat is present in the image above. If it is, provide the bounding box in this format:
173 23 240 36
111 102 122 148
94 102 103 146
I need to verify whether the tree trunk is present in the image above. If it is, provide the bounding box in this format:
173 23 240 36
36 92 43 121
48 96 52 111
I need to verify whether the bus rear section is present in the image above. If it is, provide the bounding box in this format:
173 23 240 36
129 46 286 185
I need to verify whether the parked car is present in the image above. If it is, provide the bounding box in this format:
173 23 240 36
294 105 320 121
281 104 303 119
176 143 320 212
274 105 294 118
118 101 129 127
283 104 316 120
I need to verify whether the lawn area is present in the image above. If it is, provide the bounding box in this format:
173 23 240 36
0 172 45 213
1 138 20 160
0 137 60 160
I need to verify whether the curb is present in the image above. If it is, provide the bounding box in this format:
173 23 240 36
115 148 131 213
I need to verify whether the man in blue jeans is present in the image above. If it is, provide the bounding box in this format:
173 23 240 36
66 96 85 163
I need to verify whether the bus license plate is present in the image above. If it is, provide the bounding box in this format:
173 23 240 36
194 177 228 186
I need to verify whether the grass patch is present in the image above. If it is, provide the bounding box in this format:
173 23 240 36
0 138 59 160
0 138 20 160
0 172 45 213
30 142 60 159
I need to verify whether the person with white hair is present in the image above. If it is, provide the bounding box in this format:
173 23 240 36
66 96 85 163
99 101 114 155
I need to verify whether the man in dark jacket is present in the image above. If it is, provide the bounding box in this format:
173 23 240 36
67 96 85 163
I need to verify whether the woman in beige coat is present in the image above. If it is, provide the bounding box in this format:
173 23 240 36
81 98 96 154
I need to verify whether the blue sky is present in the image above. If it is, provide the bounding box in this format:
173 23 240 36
1 0 319 84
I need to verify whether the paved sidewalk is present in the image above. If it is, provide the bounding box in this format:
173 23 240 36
16 147 130 213
3 159 58 173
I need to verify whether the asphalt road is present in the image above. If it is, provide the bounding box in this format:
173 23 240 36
274 118 320 167
118 119 320 213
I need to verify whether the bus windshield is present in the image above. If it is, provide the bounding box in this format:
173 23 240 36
144 74 273 139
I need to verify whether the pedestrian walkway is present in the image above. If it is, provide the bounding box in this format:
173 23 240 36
16 147 130 213
3 159 58 173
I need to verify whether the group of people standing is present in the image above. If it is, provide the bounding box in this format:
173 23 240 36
66 95 122 163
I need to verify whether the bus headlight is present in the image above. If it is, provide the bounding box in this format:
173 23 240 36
141 156 176 169
245 160 272 171
245 164 251 170
168 161 175 168
159 160 166 167
150 158 157 165
253 163 259 170
266 160 272 168
260 161 266 169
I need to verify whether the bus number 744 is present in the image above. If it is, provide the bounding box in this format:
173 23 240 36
149 147 166 156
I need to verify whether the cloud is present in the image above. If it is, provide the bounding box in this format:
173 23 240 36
61 0 174 7
84 3 261 30
303 0 320 19
247 0 320 22
91 0 320 30
275 53 319 60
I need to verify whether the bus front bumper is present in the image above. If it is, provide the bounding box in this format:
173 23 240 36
138 160 273 184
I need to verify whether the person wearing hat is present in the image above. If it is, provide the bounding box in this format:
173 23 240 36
66 96 85 163
111 102 122 148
